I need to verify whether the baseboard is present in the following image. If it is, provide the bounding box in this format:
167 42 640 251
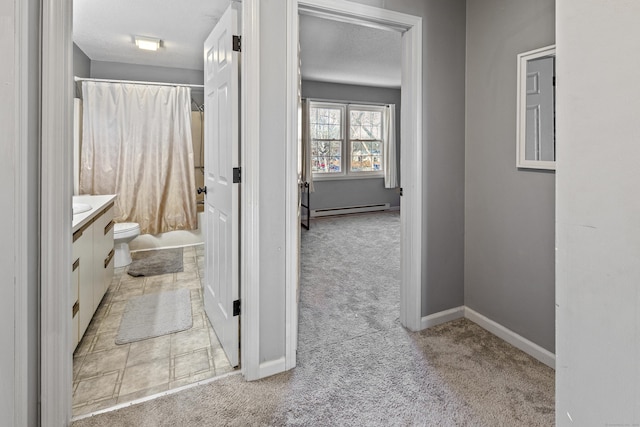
464 307 556 369
258 357 287 379
311 203 390 218
420 306 465 329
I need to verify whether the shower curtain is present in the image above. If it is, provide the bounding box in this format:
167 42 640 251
80 81 197 235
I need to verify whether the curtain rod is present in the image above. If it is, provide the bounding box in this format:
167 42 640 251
74 76 204 90
302 97 390 107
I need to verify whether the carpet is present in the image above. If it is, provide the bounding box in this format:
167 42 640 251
115 288 193 345
74 212 554 426
127 248 184 277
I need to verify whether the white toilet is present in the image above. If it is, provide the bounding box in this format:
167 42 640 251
113 222 141 268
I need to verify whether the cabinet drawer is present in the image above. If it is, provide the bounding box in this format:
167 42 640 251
93 205 114 260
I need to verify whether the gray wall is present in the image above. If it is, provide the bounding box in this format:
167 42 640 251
73 43 90 78
90 60 204 85
465 0 556 352
556 1 640 423
70 55 206 106
379 0 467 316
345 0 466 317
301 80 401 210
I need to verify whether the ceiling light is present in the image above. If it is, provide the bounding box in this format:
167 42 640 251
135 36 160 51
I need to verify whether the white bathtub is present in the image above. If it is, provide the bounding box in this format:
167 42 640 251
129 211 204 252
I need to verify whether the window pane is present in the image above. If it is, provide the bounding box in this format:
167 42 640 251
331 141 341 156
371 141 382 155
350 110 382 141
372 155 382 171
311 107 342 139
312 139 342 173
352 141 365 155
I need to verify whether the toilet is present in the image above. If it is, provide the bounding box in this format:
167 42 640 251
113 222 141 268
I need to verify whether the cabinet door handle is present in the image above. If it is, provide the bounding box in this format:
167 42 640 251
72 258 80 271
104 220 114 235
72 301 79 317
104 248 115 268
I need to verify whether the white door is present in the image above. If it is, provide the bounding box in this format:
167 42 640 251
203 3 240 368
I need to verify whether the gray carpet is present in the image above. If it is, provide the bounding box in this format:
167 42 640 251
74 212 555 426
115 288 193 345
127 248 184 277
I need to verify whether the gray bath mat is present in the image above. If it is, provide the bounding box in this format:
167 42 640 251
115 288 193 345
127 248 184 277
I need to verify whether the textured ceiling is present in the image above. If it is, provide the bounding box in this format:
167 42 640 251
299 14 402 88
73 0 230 71
73 1 402 87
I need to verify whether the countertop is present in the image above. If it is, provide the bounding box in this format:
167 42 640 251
72 194 117 233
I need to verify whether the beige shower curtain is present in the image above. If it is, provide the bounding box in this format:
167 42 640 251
80 81 197 235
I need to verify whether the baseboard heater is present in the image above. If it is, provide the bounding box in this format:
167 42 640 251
311 203 390 218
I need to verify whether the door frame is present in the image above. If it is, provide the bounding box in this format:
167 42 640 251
39 0 258 422
285 0 424 367
41 0 74 424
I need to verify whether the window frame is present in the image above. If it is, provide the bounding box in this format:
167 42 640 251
347 104 386 178
309 101 347 178
309 100 386 181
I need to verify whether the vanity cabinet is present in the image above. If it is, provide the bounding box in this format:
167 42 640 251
71 200 115 351
93 206 115 308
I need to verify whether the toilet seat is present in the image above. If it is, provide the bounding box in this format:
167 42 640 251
114 222 140 239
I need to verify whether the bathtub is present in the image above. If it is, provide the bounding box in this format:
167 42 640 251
128 211 204 252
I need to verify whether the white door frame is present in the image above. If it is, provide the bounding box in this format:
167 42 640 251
39 0 262 421
284 0 424 366
41 0 74 425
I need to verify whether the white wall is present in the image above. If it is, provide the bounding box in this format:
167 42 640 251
1 0 41 424
556 0 640 424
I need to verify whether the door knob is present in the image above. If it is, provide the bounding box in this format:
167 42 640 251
197 186 207 195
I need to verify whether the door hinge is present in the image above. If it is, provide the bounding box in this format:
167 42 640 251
553 76 556 87
232 35 241 52
233 167 241 184
399 187 403 196
233 299 241 316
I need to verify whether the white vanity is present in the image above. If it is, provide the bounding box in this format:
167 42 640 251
72 194 117 351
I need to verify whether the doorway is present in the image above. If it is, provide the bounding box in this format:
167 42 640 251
285 0 424 366
69 0 240 418
297 12 403 344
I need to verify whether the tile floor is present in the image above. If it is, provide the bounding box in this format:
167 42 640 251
72 244 235 417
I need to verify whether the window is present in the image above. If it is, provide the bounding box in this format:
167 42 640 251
349 107 384 173
310 101 386 179
310 103 345 174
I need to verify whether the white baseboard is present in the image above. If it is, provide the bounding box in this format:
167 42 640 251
420 306 465 329
258 357 286 379
464 307 556 369
311 203 390 218
420 306 556 369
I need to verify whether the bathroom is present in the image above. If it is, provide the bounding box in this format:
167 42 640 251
72 56 206 249
70 36 234 416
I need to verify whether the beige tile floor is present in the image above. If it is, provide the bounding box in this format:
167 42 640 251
72 244 235 417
